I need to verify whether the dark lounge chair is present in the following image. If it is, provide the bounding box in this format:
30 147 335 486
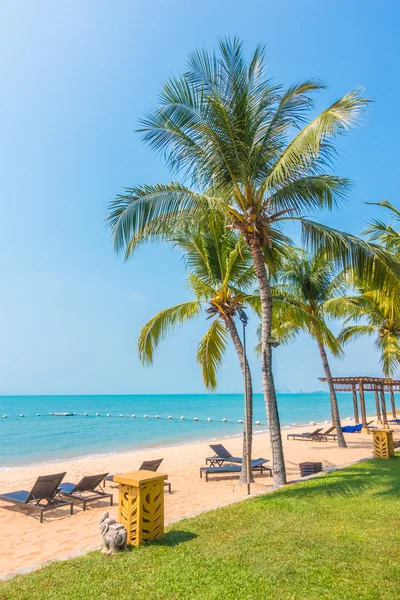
205 444 244 466
287 428 324 441
200 458 271 482
59 473 113 510
0 472 73 523
105 459 171 493
316 426 337 441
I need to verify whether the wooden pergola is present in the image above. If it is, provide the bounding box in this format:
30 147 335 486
319 376 400 432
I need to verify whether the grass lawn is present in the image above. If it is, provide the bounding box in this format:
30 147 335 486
1 458 400 600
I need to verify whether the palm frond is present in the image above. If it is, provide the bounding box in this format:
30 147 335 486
364 200 400 257
300 219 400 289
138 301 202 365
196 319 229 390
376 333 400 379
273 296 325 339
322 295 358 319
266 175 350 215
266 90 370 188
272 320 302 345
365 200 400 220
317 321 344 358
186 273 216 301
263 79 325 133
222 239 255 290
107 183 218 256
338 324 376 345
173 229 213 282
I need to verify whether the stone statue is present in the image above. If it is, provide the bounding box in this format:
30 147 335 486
99 511 127 554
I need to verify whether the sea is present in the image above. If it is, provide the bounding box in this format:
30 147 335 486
0 392 383 469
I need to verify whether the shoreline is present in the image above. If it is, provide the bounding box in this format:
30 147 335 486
1 391 365 469
0 415 348 472
0 427 252 472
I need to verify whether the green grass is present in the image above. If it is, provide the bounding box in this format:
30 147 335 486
2 458 400 600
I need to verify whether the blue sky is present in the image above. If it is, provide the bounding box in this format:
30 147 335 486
0 0 399 395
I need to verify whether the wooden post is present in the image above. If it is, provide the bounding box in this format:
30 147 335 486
352 384 359 424
374 389 382 424
359 379 368 433
390 388 397 419
380 387 389 429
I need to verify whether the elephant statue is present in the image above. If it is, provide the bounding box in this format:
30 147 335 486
99 511 127 554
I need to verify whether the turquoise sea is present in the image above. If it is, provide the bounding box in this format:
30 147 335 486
0 392 383 468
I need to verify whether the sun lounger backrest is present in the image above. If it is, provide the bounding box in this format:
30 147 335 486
73 473 109 493
139 459 163 472
310 428 323 436
28 472 66 503
321 427 335 435
209 444 232 459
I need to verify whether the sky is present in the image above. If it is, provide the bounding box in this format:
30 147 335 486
0 0 399 395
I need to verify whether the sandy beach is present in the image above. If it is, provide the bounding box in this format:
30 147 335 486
0 419 393 580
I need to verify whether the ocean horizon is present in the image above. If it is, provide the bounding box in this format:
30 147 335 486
0 392 386 469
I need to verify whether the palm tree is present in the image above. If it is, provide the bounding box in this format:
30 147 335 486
337 200 400 377
138 217 258 483
339 291 400 379
272 251 348 447
107 38 393 485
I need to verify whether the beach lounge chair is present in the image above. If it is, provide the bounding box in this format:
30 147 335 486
105 459 172 493
200 458 271 482
0 472 73 523
316 426 337 441
59 473 113 510
287 428 324 441
205 444 243 466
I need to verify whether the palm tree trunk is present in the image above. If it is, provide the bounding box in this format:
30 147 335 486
248 237 287 486
224 315 254 484
315 336 347 448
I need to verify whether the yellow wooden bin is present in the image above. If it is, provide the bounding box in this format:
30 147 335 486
372 430 395 459
113 470 167 546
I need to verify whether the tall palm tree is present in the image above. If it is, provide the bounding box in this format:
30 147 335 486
337 200 400 378
138 218 258 483
272 251 348 447
339 291 400 379
108 38 393 485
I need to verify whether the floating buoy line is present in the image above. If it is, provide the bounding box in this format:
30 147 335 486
0 412 266 425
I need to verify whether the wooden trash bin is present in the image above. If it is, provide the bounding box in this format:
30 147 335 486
372 430 395 459
299 462 323 477
113 470 168 546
